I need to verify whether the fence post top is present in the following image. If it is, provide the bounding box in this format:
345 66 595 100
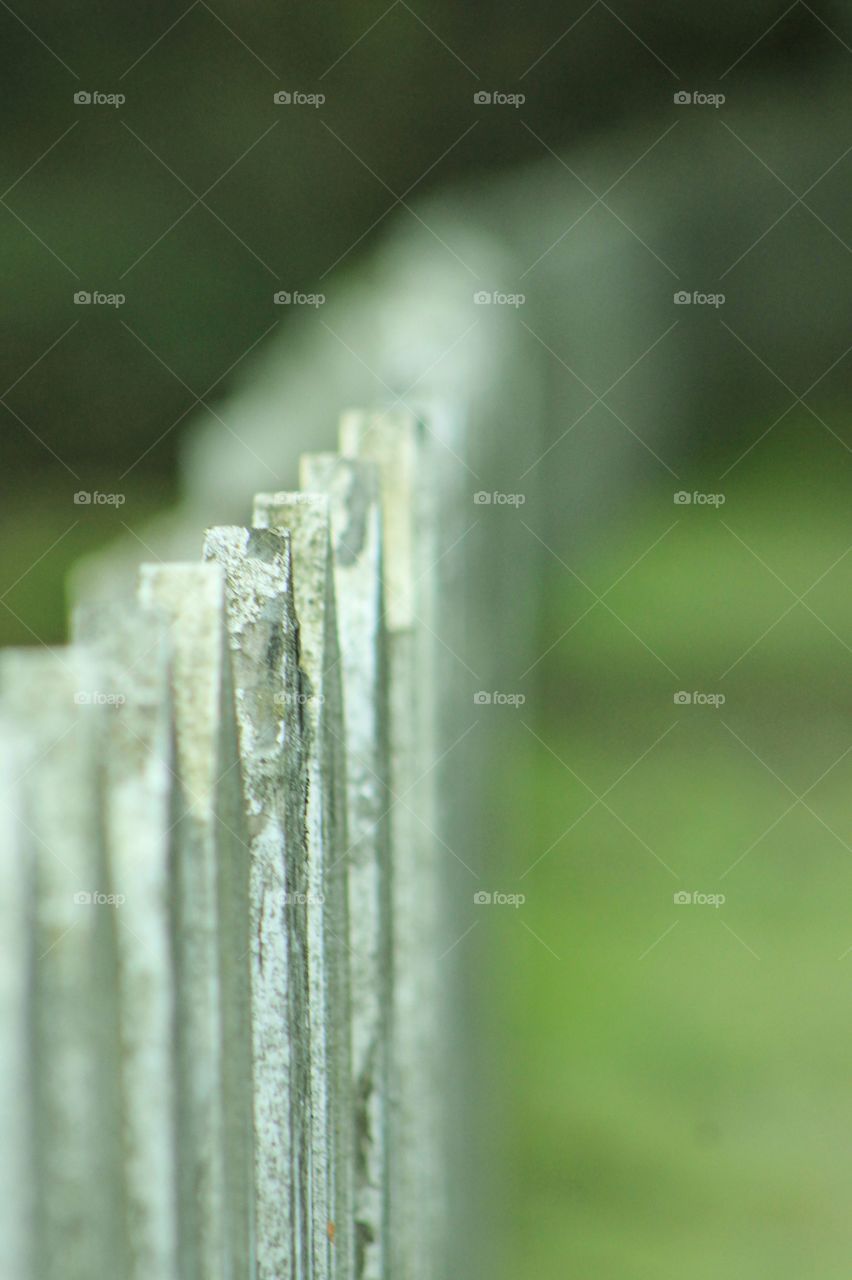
252 491 330 519
203 527 295 619
298 452 380 485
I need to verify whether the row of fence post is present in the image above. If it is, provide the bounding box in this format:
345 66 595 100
0 409 453 1280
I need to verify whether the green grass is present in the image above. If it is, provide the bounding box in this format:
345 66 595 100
489 440 852 1278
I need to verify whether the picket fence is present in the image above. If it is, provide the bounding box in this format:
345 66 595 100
0 409 460 1280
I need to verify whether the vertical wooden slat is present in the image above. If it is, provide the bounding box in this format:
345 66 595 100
0 399 465 1280
299 453 392 1280
72 604 180 1280
0 730 36 1280
203 525 311 1280
138 564 254 1280
339 410 448 1280
0 651 130 1280
253 492 354 1280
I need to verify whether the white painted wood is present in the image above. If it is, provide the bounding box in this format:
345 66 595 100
300 454 392 1280
202 525 311 1280
252 492 354 1280
137 564 254 1280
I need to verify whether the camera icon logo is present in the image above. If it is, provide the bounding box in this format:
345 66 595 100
474 91 492 105
474 691 492 704
673 290 691 304
273 291 292 304
673 91 691 105
74 91 92 104
74 291 92 305
273 90 292 104
673 891 692 904
73 491 92 505
74 891 93 904
473 491 492 505
673 691 692 705
473 290 491 304
673 490 692 504
473 891 492 904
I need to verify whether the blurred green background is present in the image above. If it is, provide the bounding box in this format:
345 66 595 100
0 0 845 645
478 429 852 1277
3 2 852 1276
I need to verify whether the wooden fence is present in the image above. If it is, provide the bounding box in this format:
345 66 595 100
0 409 460 1280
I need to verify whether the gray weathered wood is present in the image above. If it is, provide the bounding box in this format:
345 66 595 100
137 564 254 1280
0 730 36 1280
339 410 447 1280
0 651 130 1280
202 525 311 1280
0 401 462 1280
300 454 391 1280
71 604 181 1280
253 492 354 1280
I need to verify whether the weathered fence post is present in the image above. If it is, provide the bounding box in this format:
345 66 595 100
0 732 35 1280
202 526 311 1280
138 564 254 1280
252 492 355 1280
0 402 465 1280
71 604 181 1280
299 453 392 1280
339 410 448 1280
0 652 130 1280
